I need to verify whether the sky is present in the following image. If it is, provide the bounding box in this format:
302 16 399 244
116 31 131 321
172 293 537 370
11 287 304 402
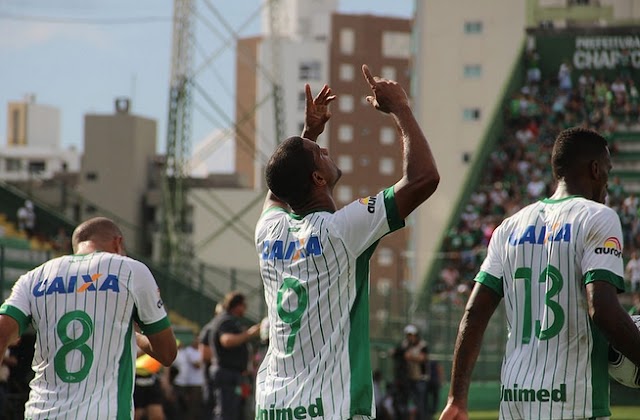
0 0 413 174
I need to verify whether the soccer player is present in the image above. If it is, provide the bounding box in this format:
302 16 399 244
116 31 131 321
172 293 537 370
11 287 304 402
254 64 440 419
439 128 640 420
0 217 177 420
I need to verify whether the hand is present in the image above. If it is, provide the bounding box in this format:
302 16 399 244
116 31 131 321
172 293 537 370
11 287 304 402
302 84 337 141
438 402 468 420
247 323 261 338
362 64 410 114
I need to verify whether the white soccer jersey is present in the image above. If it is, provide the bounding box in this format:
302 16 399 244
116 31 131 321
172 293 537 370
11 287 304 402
254 187 404 420
476 196 625 420
0 251 170 420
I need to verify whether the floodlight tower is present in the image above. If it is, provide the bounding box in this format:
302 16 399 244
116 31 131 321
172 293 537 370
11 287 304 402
161 0 195 269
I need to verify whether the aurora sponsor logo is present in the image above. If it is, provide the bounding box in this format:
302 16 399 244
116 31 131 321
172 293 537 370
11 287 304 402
595 236 622 258
358 196 377 213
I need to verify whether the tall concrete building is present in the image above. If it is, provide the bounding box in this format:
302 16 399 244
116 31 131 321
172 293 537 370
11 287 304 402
2 95 79 181
235 1 413 331
412 0 640 293
79 98 157 254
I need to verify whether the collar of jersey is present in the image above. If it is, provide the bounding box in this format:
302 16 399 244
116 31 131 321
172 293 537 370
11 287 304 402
289 208 335 219
541 195 582 204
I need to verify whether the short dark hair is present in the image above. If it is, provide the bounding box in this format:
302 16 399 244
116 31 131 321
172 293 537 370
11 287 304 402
265 136 316 208
71 217 123 251
222 291 246 312
551 127 608 180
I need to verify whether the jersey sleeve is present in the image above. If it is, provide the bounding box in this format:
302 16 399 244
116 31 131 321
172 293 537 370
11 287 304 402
329 186 405 256
474 222 506 297
581 207 625 291
128 260 171 335
0 274 32 335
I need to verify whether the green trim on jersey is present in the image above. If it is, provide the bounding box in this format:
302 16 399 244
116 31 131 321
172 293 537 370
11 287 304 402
474 271 504 297
383 187 405 232
0 303 31 335
260 206 288 218
117 319 135 420
541 195 581 204
588 317 611 417
139 316 171 335
349 241 379 417
583 269 625 292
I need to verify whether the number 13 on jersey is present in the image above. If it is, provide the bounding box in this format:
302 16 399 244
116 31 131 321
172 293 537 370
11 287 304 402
514 265 565 345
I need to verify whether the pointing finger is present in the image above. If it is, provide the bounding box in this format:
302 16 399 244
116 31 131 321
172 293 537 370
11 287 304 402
305 84 313 107
362 64 377 88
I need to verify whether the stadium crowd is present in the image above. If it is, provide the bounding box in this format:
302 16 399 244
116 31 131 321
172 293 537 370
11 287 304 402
435 51 640 305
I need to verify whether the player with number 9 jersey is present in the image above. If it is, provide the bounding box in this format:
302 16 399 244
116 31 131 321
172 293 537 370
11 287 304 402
0 218 172 420
255 187 404 419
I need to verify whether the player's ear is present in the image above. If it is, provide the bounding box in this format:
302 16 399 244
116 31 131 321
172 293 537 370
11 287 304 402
312 170 326 187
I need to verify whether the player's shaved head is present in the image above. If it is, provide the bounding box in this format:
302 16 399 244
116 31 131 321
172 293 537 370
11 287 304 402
265 136 316 208
72 217 123 252
551 127 608 180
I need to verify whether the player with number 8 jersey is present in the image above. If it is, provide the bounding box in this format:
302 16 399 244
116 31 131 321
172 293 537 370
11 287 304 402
255 66 440 419
0 217 177 420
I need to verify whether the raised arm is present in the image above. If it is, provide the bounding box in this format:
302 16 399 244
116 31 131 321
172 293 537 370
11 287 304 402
362 64 440 220
262 83 336 212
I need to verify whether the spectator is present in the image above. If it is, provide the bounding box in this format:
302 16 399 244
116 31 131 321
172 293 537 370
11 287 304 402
173 336 204 420
629 292 640 316
395 324 430 420
199 302 223 418
16 200 36 238
200 291 260 420
626 251 640 293
134 352 166 420
0 345 17 418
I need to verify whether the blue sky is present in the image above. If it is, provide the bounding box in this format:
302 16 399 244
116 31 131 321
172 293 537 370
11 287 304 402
0 0 413 172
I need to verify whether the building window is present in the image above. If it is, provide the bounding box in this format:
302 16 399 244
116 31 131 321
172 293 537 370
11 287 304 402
377 247 393 266
340 28 355 54
336 185 353 203
381 65 397 80
382 31 411 59
339 95 354 113
86 172 98 181
379 157 395 175
463 108 481 121
299 61 321 80
464 64 482 78
6 158 21 172
28 161 45 174
339 63 354 81
464 21 483 34
380 126 395 145
338 125 353 143
298 91 306 110
337 155 353 173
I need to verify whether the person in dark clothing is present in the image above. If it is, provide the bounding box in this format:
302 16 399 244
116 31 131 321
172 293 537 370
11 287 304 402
199 292 260 420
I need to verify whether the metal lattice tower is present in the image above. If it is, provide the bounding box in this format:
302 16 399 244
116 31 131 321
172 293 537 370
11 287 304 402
268 0 286 144
161 0 195 269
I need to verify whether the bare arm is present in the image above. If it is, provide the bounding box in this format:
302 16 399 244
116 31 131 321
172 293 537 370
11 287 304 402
136 328 178 367
362 65 440 220
440 283 501 420
262 84 336 212
0 315 19 365
587 281 640 366
219 323 261 349
199 343 212 365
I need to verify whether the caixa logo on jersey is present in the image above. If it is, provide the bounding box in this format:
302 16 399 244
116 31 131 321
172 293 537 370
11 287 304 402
261 236 322 261
32 273 120 297
595 237 622 258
